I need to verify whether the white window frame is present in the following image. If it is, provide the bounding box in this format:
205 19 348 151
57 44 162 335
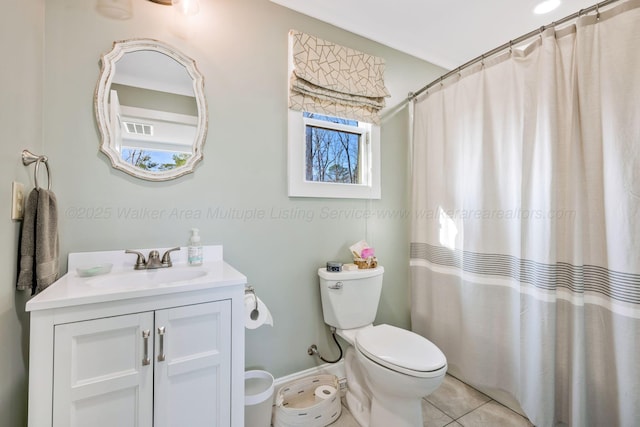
287 109 381 199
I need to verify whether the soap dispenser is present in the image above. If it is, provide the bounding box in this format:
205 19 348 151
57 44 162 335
188 228 203 266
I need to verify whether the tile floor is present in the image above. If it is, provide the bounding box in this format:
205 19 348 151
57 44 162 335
332 374 534 427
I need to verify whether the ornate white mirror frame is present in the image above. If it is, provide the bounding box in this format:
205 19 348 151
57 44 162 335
95 39 207 181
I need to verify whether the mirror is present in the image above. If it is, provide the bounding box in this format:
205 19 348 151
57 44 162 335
95 39 207 181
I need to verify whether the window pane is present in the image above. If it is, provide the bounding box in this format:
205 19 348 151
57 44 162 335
303 112 358 126
304 113 361 184
121 148 191 171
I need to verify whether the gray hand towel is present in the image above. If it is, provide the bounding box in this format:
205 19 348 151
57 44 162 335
17 189 60 294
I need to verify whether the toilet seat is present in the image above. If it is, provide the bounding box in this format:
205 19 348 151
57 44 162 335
355 324 447 378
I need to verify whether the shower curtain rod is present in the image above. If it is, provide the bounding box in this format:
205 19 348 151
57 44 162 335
406 0 622 102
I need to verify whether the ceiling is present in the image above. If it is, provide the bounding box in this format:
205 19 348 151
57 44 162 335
114 50 195 97
270 0 598 70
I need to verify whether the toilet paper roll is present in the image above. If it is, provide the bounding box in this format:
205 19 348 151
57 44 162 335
244 293 274 329
314 385 337 401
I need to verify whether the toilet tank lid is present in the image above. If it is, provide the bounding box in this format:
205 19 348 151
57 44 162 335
318 266 384 280
356 324 446 374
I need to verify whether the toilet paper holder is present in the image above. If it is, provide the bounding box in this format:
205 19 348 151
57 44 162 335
245 285 259 320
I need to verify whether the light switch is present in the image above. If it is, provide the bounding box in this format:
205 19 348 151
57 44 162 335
11 182 25 221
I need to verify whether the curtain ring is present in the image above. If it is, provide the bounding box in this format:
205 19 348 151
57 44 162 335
596 4 600 20
509 40 513 55
481 55 485 68
34 157 52 191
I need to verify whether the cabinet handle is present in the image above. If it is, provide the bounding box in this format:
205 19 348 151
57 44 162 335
157 326 166 362
142 330 150 366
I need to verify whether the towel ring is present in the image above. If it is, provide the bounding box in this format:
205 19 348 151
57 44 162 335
22 149 52 191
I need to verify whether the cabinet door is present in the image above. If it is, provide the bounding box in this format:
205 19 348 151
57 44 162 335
154 300 231 427
53 312 154 427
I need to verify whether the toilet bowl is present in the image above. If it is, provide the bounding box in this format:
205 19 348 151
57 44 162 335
318 267 447 427
356 324 446 427
338 324 447 427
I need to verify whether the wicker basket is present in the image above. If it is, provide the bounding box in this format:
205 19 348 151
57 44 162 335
272 374 341 427
354 257 378 269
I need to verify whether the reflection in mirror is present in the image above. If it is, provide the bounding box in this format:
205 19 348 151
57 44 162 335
95 39 207 181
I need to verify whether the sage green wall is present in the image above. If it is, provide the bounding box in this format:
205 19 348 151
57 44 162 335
0 1 44 425
37 0 444 399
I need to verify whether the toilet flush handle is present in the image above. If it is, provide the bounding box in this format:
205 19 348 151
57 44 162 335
328 281 343 290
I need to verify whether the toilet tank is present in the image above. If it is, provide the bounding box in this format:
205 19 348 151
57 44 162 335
318 266 384 330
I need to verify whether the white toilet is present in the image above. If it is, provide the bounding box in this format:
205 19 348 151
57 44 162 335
318 266 447 427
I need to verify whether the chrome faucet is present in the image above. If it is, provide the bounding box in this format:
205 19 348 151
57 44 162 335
125 247 181 270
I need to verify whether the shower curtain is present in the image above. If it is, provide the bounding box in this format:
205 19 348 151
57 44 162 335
410 2 640 426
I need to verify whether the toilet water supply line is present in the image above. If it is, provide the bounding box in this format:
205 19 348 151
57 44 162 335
307 327 343 364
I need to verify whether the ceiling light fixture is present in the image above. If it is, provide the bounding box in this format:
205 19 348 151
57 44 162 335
172 0 200 16
533 0 561 15
148 0 200 16
96 0 133 19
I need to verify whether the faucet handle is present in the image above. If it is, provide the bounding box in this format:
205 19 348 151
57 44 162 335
125 250 146 270
161 247 181 267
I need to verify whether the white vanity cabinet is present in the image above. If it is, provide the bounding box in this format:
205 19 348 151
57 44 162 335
26 246 246 427
52 301 231 427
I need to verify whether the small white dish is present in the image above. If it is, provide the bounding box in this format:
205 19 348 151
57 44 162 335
76 263 113 277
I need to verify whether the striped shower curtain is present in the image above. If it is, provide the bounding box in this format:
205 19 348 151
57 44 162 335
410 2 640 426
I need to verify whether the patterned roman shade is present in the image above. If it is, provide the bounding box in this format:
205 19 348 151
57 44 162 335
289 30 390 125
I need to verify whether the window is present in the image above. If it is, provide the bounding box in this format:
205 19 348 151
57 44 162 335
288 110 381 199
286 30 387 199
303 113 365 184
121 148 191 172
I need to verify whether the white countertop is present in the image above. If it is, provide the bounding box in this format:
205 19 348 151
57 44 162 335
26 245 247 312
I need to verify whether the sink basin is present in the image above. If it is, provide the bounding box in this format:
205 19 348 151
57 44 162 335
87 268 208 288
